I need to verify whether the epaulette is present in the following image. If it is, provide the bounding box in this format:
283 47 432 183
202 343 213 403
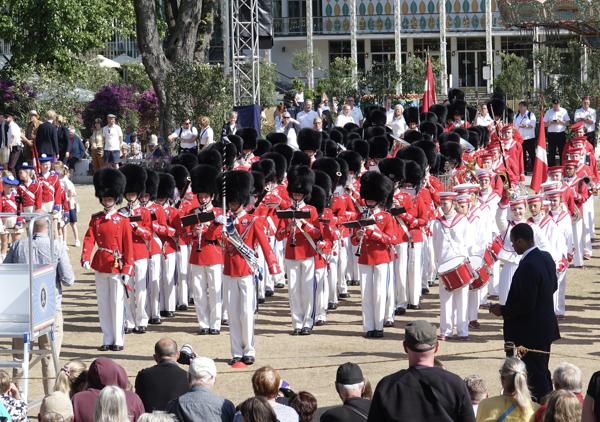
92 211 104 218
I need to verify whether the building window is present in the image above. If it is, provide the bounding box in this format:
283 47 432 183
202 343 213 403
329 40 366 72
413 38 440 58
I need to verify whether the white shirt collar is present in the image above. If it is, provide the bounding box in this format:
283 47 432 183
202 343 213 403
521 245 536 259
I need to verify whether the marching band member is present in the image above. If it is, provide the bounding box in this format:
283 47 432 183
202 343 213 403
81 168 133 351
219 170 281 365
155 173 179 318
276 165 321 335
119 164 153 334
432 192 476 340
498 125 525 184
16 162 43 213
546 188 573 319
188 165 224 335
352 171 397 338
562 160 589 268
236 129 260 171
298 128 322 166
526 194 561 265
38 154 63 214
139 170 168 325
0 175 20 259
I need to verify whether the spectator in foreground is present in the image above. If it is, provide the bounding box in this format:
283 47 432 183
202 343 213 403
320 362 371 422
94 385 130 422
72 357 144 422
289 391 317 422
583 370 600 421
167 357 235 422
543 390 581 422
135 338 189 412
0 370 27 422
476 357 538 421
464 375 488 416
239 397 278 422
137 411 175 422
39 391 74 422
234 366 298 422
533 362 583 422
102 113 124 168
54 360 87 398
367 320 475 421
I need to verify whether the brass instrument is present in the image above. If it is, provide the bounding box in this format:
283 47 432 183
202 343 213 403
290 201 298 247
355 208 373 257
225 213 259 269
196 205 206 253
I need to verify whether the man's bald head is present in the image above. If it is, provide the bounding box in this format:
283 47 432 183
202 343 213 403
154 338 179 362
33 219 49 234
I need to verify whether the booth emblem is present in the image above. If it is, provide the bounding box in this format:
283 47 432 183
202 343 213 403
40 285 47 310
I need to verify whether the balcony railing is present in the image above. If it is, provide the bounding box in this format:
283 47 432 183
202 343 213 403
274 11 505 36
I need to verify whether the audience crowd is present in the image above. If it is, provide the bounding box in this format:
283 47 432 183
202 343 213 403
2 321 595 421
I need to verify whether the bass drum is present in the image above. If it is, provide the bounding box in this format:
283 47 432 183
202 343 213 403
469 255 491 290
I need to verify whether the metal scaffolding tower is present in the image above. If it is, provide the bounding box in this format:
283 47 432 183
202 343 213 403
231 0 261 105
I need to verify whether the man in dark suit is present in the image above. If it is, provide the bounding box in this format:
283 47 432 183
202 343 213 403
490 223 560 402
134 338 189 412
35 110 59 159
321 363 371 422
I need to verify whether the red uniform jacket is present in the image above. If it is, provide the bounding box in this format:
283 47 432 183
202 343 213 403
351 209 397 265
81 210 134 276
188 207 224 266
18 180 43 210
223 212 280 277
392 190 413 243
315 208 337 269
400 188 430 243
118 205 153 260
174 194 200 246
159 204 179 255
39 171 63 206
275 204 321 260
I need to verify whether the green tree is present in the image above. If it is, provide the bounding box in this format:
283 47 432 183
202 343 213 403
259 60 278 108
291 48 322 86
320 57 358 100
400 56 443 94
0 0 134 75
494 53 533 101
363 61 401 103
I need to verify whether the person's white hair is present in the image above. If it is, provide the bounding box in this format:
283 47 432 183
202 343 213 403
500 357 532 412
93 385 129 422
137 411 176 422
336 381 364 392
552 362 582 393
189 357 217 386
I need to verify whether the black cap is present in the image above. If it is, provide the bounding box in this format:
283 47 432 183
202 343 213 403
404 320 438 352
336 362 364 385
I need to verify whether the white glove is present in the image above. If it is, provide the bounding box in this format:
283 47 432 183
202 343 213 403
121 274 130 285
215 215 227 225
82 261 91 270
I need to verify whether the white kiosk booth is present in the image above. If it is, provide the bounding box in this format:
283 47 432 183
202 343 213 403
0 213 58 402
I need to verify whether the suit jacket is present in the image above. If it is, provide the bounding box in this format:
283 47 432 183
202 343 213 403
134 360 189 412
221 122 242 138
35 121 59 157
57 124 69 158
501 247 560 348
320 397 371 422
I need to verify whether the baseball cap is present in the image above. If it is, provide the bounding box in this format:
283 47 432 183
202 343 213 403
39 391 74 419
107 113 116 118
404 320 438 352
336 362 364 384
190 356 217 378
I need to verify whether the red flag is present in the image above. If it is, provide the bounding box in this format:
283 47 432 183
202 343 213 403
421 56 436 113
530 109 547 193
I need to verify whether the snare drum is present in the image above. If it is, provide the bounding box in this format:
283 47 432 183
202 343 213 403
488 235 504 259
482 247 496 269
469 255 491 290
438 256 477 291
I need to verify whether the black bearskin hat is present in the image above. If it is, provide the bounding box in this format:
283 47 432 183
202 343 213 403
290 150 310 167
448 88 465 104
197 148 223 171
266 132 288 146
360 171 393 205
312 157 341 188
343 122 359 132
438 131 461 146
329 127 347 145
403 130 424 144
218 170 253 206
208 142 237 169
287 165 315 197
421 112 438 124
227 134 243 154
120 164 147 195
364 125 386 140
145 169 160 200
251 171 265 196
440 141 462 165
237 127 258 151
298 128 322 152
324 140 339 158
369 135 390 159
368 110 387 127
396 145 428 171
313 169 333 196
412 140 439 172
403 107 420 125
157 172 176 200
350 140 369 161
487 99 506 120
261 152 287 182
378 158 406 185
169 164 190 193
335 157 349 187
338 150 363 174
255 139 271 156
419 121 438 139
271 144 294 169
454 127 469 141
171 152 198 173
191 164 219 195
404 160 424 187
251 158 278 184
429 104 448 124
94 168 126 204
307 185 327 215
467 130 481 149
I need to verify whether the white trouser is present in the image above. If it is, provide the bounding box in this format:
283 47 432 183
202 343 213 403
125 259 149 328
176 245 189 305
487 261 501 297
439 284 469 337
224 275 256 358
554 270 567 316
349 243 359 282
275 239 285 285
359 263 391 332
95 272 125 346
467 288 482 322
571 219 584 267
191 264 223 330
160 252 177 312
265 236 278 291
384 262 395 322
314 267 328 322
423 236 435 287
499 261 518 305
148 253 162 319
328 245 339 304
337 237 350 293
407 242 423 306
286 258 316 329
394 243 409 309
583 198 594 255
257 248 266 300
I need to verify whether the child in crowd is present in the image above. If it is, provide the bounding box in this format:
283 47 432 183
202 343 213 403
57 163 80 247
0 370 27 422
0 170 20 260
54 360 88 398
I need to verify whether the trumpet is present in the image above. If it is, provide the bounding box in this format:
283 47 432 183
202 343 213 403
290 201 298 247
196 205 206 253
355 208 372 257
